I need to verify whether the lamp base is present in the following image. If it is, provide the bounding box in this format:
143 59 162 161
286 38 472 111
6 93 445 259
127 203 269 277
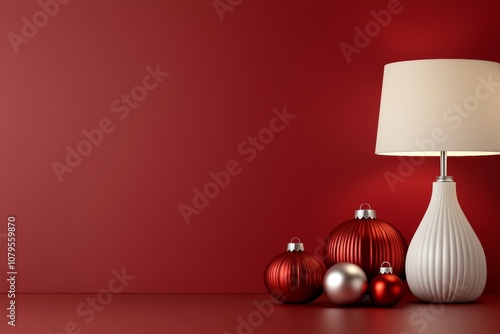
405 180 487 303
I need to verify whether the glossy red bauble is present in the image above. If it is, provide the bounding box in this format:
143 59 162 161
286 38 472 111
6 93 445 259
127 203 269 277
264 238 326 304
369 262 405 307
323 204 408 281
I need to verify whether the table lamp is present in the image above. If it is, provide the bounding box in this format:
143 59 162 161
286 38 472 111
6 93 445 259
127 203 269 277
375 59 500 303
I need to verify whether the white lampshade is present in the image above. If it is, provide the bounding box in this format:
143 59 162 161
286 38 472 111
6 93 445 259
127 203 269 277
376 59 500 156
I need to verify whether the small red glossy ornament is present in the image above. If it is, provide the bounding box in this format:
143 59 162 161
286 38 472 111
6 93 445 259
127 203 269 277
264 237 326 303
369 261 405 307
323 203 408 281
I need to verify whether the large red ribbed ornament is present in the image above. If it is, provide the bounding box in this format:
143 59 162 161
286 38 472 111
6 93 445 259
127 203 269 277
264 237 326 303
323 204 408 281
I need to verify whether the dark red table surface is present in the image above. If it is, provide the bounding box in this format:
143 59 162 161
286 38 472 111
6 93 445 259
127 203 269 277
4 293 499 334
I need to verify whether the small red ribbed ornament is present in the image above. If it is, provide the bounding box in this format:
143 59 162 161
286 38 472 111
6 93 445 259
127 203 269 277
323 204 408 281
264 237 326 303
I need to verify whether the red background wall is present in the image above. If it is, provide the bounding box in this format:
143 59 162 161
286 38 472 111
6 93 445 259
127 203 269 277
1 0 499 293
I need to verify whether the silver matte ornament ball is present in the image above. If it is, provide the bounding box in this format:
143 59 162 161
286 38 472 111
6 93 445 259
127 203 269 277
323 262 368 305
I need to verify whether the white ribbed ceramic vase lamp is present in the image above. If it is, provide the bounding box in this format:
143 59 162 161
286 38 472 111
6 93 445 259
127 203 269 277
375 59 500 303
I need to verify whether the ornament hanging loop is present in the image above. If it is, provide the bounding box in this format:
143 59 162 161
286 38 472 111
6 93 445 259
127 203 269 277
380 261 393 274
355 203 377 219
287 237 304 252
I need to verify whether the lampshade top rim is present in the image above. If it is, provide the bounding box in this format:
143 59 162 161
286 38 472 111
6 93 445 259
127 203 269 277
384 58 500 67
375 151 500 157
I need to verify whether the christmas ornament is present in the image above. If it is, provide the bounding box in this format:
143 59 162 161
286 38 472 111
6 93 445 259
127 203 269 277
323 203 408 281
369 261 404 307
264 237 326 304
323 262 368 305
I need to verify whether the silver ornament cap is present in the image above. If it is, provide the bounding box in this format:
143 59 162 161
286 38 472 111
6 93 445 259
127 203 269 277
354 203 376 219
287 237 304 252
379 261 393 274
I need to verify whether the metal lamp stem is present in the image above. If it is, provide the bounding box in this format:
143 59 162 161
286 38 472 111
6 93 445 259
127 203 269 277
440 151 447 177
438 151 453 182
